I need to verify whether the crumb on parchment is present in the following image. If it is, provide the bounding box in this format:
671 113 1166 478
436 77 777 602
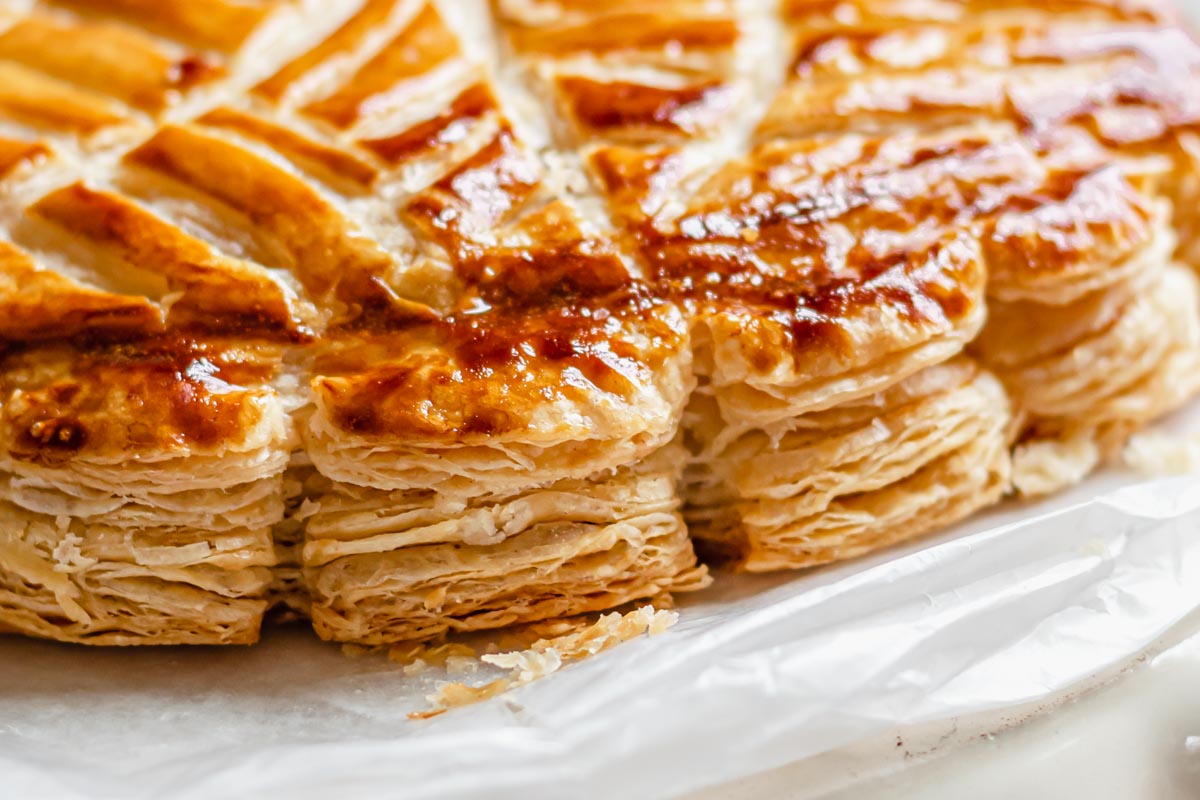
339 643 382 659
1123 429 1200 477
387 641 477 673
408 605 678 720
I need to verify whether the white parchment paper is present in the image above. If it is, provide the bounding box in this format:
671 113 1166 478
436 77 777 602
2 404 1199 800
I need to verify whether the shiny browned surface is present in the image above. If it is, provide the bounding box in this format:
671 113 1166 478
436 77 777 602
402 126 543 257
0 241 160 345
197 108 380 191
493 0 743 145
29 185 314 340
0 137 50 178
557 77 733 141
0 4 247 149
311 292 683 440
301 2 461 129
124 124 401 318
590 136 990 355
358 82 500 165
585 121 1166 370
763 1 1200 143
1 339 282 462
0 17 219 113
0 0 1196 486
253 0 401 102
502 12 739 55
0 62 127 134
0 0 1196 649
781 0 1172 25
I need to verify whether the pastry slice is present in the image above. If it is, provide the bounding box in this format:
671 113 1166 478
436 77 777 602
0 340 292 644
972 142 1200 494
587 123 1021 570
0 0 1198 645
303 444 707 644
685 359 1011 571
298 103 708 642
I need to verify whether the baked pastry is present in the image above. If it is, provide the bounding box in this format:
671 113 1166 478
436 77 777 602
684 358 1012 571
0 0 709 645
764 0 1200 499
303 442 706 644
0 0 1197 644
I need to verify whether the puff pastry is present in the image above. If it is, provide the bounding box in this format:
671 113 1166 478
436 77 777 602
0 0 1198 643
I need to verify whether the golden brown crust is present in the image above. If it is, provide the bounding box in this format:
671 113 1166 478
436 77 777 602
0 340 287 463
0 61 128 135
0 241 161 343
763 1 1194 139
302 3 463 130
0 17 221 113
0 136 51 179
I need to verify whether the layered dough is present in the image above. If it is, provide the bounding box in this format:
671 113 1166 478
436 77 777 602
980 264 1200 495
0 343 292 644
972 157 1200 494
0 503 275 644
302 445 706 643
686 359 1012 571
0 0 713 646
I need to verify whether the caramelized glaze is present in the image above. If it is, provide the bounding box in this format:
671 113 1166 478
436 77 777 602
302 3 461 129
358 82 500 165
2 338 283 461
198 107 380 190
0 62 127 134
125 125 402 315
311 286 682 440
29 182 314 338
503 12 739 55
0 137 50 178
0 0 1197 460
764 2 1200 144
253 0 402 102
0 241 161 345
557 77 733 141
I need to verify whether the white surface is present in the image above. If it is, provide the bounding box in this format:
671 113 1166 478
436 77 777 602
693 620 1200 800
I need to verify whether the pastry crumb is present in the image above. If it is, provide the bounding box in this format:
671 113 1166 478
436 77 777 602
388 641 477 668
1123 429 1200 477
50 533 97 573
409 676 514 720
339 643 377 659
1011 434 1099 497
402 658 428 677
411 605 678 719
482 647 563 683
444 655 478 676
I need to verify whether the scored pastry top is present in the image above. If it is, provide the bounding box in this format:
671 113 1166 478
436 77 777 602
0 0 1196 485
